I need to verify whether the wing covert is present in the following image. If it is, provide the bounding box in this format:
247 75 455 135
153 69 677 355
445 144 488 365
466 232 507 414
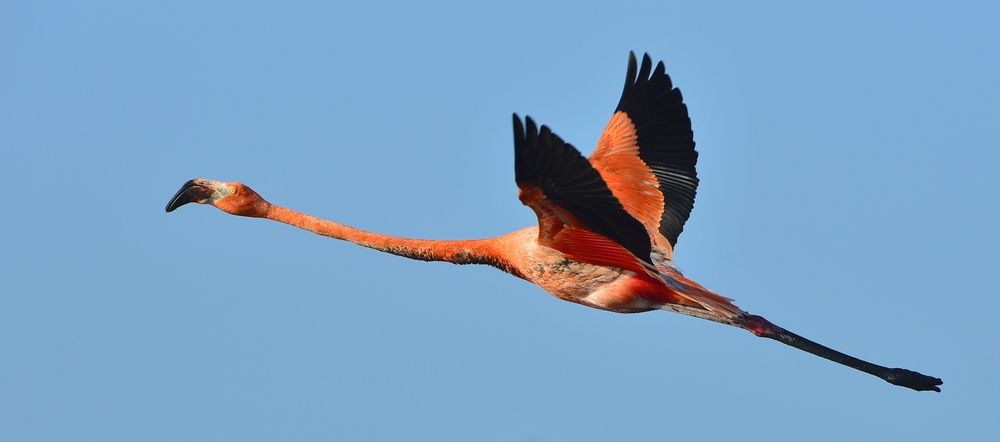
513 114 653 267
590 52 699 250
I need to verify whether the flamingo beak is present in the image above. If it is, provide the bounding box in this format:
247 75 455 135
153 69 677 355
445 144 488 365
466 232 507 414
165 179 219 212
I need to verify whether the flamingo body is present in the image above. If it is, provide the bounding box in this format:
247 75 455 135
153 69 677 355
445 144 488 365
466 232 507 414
166 52 942 392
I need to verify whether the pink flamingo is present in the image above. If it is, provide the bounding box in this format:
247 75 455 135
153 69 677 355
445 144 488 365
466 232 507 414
167 52 941 391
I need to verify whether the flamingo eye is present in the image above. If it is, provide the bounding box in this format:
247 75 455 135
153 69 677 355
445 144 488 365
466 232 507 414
228 186 237 194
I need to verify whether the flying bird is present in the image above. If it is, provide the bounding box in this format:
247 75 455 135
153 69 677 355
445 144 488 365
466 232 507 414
166 52 942 392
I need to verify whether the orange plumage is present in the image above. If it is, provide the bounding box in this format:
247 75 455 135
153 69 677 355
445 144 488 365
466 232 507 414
166 52 941 392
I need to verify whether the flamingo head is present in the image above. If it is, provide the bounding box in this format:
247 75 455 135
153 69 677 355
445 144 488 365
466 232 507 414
165 179 270 218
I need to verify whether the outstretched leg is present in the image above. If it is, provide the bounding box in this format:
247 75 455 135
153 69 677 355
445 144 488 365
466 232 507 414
736 314 942 392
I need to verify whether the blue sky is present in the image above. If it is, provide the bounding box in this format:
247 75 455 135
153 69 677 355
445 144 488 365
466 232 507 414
2 1 998 440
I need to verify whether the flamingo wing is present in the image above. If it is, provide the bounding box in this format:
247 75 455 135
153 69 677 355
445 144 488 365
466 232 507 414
513 114 655 274
589 53 698 253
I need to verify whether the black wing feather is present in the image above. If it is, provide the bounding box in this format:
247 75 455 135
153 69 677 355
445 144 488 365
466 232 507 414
617 52 699 248
513 114 653 265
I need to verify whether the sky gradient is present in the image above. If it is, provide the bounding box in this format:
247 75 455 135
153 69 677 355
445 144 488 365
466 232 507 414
2 2 998 441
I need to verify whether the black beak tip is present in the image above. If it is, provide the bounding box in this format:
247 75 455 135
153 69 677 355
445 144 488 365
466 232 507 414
165 179 204 213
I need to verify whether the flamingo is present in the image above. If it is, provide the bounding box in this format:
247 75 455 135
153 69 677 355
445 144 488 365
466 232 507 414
166 52 942 392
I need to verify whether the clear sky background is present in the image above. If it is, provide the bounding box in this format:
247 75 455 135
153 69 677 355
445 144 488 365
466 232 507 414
2 1 998 441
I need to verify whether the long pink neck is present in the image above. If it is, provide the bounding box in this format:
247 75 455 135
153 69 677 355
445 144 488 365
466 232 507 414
263 204 508 269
